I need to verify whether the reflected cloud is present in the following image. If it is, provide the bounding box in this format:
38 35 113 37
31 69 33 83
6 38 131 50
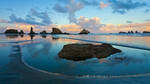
101 53 150 66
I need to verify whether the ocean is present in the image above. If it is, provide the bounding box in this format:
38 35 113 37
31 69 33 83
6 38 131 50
0 34 150 84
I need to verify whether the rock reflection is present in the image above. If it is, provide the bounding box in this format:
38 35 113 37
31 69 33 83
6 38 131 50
29 35 35 40
52 37 59 40
5 34 19 39
41 34 47 38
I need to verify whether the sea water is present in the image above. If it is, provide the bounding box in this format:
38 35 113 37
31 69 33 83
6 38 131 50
0 34 150 84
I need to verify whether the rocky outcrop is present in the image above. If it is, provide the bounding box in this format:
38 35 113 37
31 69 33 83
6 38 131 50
40 30 47 34
79 29 90 34
143 31 150 33
29 27 35 34
19 30 24 34
58 43 121 61
4 29 19 34
51 28 63 34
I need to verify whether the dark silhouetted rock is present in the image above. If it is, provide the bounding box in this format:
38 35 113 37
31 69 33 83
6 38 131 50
143 31 150 33
40 30 47 34
135 31 140 33
4 29 19 34
29 27 35 34
119 32 127 34
79 29 90 34
52 37 59 40
58 43 121 61
128 31 134 34
30 34 35 40
64 32 70 35
19 30 24 34
51 28 63 34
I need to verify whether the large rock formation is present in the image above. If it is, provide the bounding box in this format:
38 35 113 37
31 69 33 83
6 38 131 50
29 27 35 34
4 29 19 34
40 30 47 34
79 29 90 34
58 43 121 61
143 31 150 33
51 28 63 34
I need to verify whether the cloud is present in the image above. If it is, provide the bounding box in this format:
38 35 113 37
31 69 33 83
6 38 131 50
79 0 99 6
5 8 14 12
108 0 146 14
0 19 9 23
49 16 104 33
145 9 149 13
9 8 52 26
100 2 109 9
61 24 82 33
126 20 133 23
53 0 84 23
77 16 104 33
100 22 150 33
53 4 68 13
145 19 150 21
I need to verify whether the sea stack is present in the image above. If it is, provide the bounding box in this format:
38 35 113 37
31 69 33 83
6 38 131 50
4 29 19 34
29 27 35 34
79 29 90 34
143 31 150 34
40 30 47 34
51 28 63 34
19 30 25 35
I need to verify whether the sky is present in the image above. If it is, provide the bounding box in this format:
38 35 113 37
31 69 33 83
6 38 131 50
0 0 150 33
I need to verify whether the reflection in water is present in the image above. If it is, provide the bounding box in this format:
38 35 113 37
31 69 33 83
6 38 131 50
23 36 150 77
29 34 35 40
41 35 47 38
52 37 59 40
5 34 19 39
20 34 24 38
1 43 75 84
26 41 51 58
1 35 150 84
69 35 150 49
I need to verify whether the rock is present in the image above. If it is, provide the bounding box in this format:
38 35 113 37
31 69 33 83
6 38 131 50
63 32 70 35
79 29 90 34
143 31 150 33
4 29 19 34
29 27 35 34
51 28 63 34
19 30 25 34
58 43 121 61
40 30 47 34
119 32 127 34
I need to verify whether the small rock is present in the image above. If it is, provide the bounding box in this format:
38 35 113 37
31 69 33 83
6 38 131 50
79 29 90 34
